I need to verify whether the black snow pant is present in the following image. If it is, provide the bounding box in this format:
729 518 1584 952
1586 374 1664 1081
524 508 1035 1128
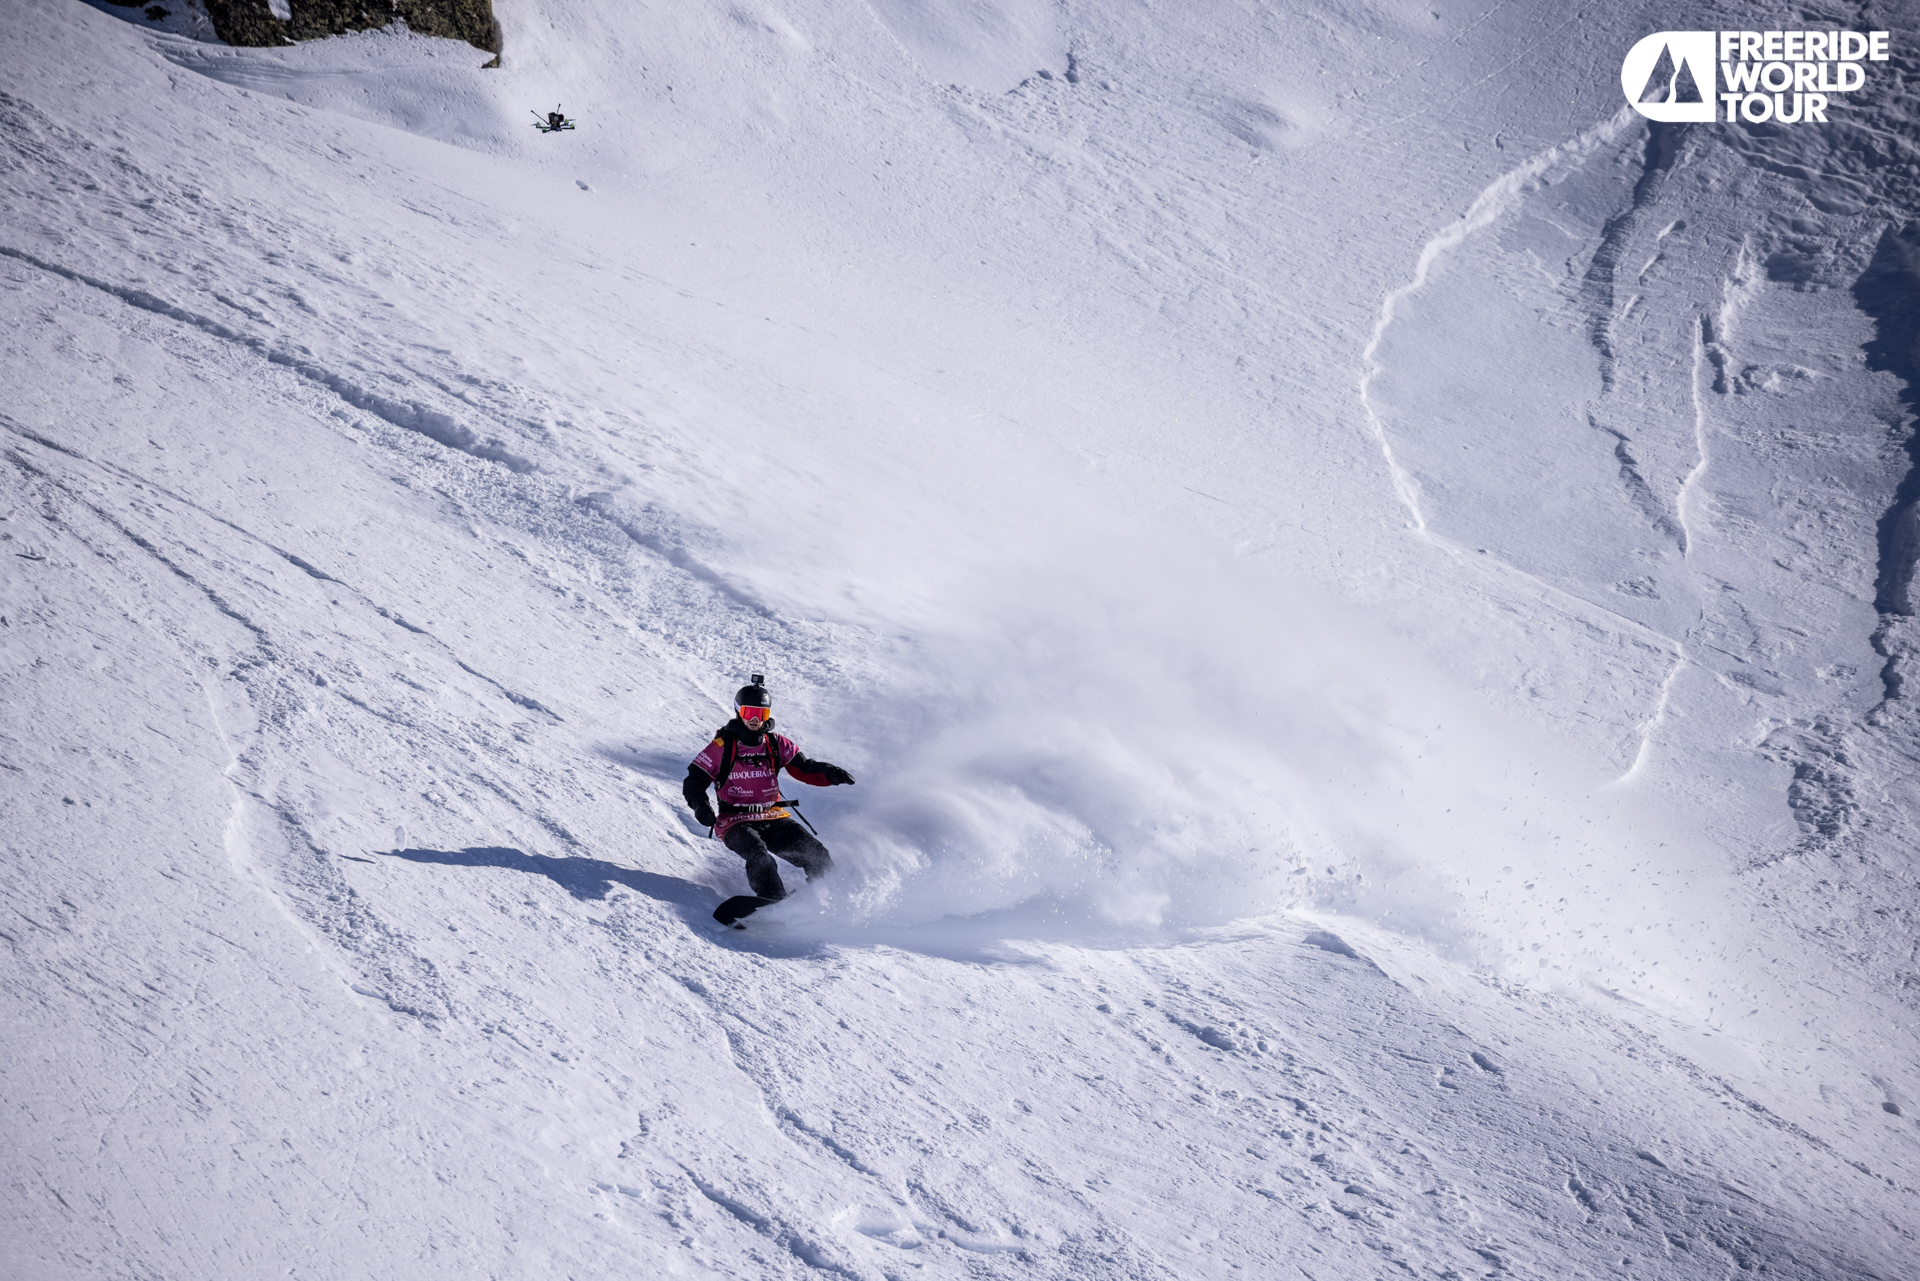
721 817 832 900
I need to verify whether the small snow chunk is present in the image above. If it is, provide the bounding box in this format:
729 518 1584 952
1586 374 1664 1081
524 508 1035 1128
1302 931 1360 959
576 180 593 192
1883 1101 1903 1116
1470 1051 1504 1075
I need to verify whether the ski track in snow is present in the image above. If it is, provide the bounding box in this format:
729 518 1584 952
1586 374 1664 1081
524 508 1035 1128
1360 106 1640 538
1358 104 1697 781
1679 311 1711 557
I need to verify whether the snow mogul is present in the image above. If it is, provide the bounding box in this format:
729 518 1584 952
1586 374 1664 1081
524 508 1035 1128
683 675 855 926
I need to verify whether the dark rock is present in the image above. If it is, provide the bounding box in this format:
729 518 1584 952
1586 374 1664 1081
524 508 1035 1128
203 1 503 56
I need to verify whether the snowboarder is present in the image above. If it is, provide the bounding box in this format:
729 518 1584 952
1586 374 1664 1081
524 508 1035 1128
684 675 855 926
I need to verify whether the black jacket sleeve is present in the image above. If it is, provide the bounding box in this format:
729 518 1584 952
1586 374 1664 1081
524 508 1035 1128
786 752 854 786
683 765 716 821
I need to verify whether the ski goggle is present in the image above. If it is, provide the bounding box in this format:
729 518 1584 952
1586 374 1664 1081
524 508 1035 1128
737 704 771 726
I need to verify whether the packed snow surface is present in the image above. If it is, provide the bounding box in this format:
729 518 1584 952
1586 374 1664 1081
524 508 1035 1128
4 0 1919 1277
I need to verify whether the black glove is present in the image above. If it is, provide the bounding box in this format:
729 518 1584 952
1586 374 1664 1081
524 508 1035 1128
821 764 856 786
692 800 717 827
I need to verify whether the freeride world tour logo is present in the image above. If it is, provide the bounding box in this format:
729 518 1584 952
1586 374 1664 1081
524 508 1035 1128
1622 29 1892 123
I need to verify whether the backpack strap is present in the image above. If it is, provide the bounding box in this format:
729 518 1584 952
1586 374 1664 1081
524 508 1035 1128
713 732 781 789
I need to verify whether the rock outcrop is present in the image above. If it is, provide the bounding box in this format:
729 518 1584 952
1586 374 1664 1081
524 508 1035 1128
198 1 502 60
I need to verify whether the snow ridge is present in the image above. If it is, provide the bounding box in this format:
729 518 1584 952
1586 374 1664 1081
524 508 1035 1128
0 244 535 474
0 413 559 722
1576 122 1687 394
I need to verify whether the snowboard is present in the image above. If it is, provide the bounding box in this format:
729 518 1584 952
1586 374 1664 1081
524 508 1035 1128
713 895 778 928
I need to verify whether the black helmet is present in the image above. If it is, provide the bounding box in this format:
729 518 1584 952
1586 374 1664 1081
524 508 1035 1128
734 674 770 709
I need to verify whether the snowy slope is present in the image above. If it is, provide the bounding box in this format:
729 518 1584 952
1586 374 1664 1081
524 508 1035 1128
4 0 1919 1277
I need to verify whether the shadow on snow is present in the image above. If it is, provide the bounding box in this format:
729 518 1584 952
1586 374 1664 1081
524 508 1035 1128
376 846 1269 966
377 845 843 959
382 845 712 910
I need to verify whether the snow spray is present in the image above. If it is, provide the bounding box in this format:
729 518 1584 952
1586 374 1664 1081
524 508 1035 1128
801 514 1747 1024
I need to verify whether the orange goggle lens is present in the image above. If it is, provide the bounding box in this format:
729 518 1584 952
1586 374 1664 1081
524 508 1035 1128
738 705 770 724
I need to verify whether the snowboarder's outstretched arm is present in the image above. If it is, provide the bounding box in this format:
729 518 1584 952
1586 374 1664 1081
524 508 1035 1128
784 751 854 787
683 765 717 827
